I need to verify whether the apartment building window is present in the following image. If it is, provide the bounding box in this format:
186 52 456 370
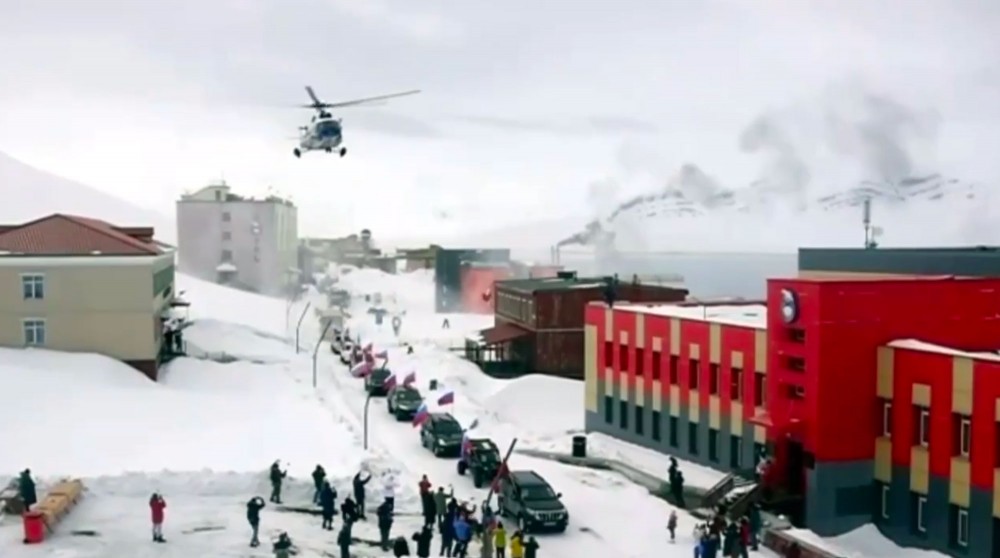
619 400 628 429
669 356 679 384
652 411 662 442
952 506 969 548
915 407 930 447
635 407 644 436
881 400 893 437
912 493 928 534
787 356 806 372
731 368 743 401
22 319 46 346
709 364 720 395
669 416 679 447
222 211 231 222
21 273 45 300
788 328 806 343
753 372 766 407
708 429 720 462
688 423 699 455
689 359 700 390
222 231 232 241
221 249 233 262
603 342 613 368
879 483 890 520
955 415 971 457
619 344 629 371
635 348 645 377
652 351 662 381
730 435 742 468
604 396 613 424
787 384 805 400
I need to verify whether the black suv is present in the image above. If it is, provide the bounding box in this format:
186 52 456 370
457 438 501 488
386 386 423 420
365 368 393 396
497 471 568 533
419 413 464 457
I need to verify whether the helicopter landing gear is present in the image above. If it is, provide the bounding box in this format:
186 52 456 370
339 147 347 157
293 148 301 158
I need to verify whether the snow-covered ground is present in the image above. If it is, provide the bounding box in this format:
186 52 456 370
0 268 944 558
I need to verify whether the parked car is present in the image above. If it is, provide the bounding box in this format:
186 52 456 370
418 413 464 457
339 343 355 365
497 470 568 533
386 385 423 420
365 368 393 396
457 438 501 488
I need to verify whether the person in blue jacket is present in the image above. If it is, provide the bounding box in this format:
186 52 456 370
439 513 455 557
452 516 472 558
319 481 337 530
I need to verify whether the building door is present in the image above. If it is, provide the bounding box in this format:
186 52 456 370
992 518 1000 558
785 439 805 494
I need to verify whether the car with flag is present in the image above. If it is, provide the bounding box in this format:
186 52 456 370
497 470 569 533
386 385 423 420
457 437 501 488
364 367 394 396
418 412 464 457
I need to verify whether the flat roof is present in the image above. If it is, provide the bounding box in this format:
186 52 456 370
887 339 1000 363
616 303 767 330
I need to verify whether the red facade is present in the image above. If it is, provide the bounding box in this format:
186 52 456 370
460 265 511 314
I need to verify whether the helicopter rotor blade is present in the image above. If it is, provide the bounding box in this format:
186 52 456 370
323 89 421 109
305 86 323 106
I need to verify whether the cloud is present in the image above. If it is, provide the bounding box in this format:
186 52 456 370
447 114 659 137
344 111 444 139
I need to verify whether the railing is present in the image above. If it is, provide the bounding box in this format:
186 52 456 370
700 472 736 510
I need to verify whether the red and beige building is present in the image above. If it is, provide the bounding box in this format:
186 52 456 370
584 274 1000 557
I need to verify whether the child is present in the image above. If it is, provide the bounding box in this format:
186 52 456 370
668 510 678 542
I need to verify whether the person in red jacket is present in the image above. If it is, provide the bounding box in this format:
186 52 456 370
418 475 432 495
149 492 167 543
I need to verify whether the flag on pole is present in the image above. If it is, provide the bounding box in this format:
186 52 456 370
384 374 397 392
374 350 388 359
491 461 509 492
412 403 430 427
402 371 417 387
351 361 373 378
437 391 455 406
362 342 373 353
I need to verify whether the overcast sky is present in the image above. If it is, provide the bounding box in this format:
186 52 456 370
0 0 998 240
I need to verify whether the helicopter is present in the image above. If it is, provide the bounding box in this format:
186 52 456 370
293 86 421 158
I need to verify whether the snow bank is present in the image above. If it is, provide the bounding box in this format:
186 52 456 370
0 347 361 478
483 375 584 435
178 273 301 339
789 524 949 558
335 267 436 314
183 318 291 363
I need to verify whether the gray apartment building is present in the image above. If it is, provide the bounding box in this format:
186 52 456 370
176 182 299 296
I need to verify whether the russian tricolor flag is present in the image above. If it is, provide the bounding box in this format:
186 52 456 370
384 374 397 391
412 402 430 427
402 371 416 387
437 391 455 406
351 361 373 378
374 349 388 359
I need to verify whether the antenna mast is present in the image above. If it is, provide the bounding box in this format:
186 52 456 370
862 198 871 248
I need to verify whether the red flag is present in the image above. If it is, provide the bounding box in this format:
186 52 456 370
491 461 509 492
402 371 416 386
437 391 455 406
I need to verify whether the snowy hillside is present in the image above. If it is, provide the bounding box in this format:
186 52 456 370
0 150 174 241
555 168 996 253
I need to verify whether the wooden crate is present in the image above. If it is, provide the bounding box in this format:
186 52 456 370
35 479 84 527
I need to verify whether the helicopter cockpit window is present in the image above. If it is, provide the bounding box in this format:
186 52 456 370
315 120 340 137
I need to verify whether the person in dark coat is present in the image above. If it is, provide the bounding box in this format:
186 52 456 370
669 469 686 508
439 511 455 557
413 525 434 558
377 500 395 550
723 521 739 557
341 496 358 524
748 505 762 550
18 469 37 511
312 465 326 505
353 470 371 519
273 532 294 558
320 481 337 530
523 536 539 558
246 496 266 547
423 492 438 528
269 461 287 504
337 523 352 558
394 535 412 557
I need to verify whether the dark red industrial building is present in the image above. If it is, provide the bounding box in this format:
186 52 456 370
585 274 1000 558
466 271 687 378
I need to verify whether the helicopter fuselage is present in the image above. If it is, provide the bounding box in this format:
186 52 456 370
299 117 343 152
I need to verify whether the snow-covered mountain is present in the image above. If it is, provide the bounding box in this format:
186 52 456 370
558 165 996 253
0 150 174 241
